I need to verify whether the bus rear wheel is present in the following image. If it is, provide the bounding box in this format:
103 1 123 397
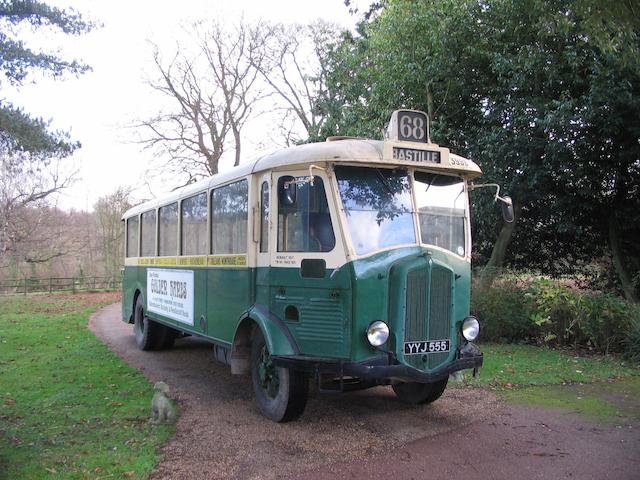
392 378 448 405
133 296 162 351
250 328 309 422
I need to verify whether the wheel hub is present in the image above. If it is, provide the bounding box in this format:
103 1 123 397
258 346 279 398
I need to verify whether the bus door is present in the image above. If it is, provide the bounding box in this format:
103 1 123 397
255 173 272 306
268 170 352 359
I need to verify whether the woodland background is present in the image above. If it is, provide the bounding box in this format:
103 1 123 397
1 1 638 355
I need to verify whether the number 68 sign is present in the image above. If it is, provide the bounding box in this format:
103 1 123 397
390 110 430 143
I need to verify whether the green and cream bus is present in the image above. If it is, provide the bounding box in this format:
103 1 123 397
122 110 510 422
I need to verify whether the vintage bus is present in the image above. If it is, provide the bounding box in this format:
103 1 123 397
122 110 511 422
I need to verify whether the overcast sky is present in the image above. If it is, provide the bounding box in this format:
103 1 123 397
6 0 369 211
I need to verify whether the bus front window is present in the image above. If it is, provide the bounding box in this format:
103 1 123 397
335 166 415 256
414 172 466 256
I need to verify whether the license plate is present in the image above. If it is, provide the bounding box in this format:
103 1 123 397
404 339 450 355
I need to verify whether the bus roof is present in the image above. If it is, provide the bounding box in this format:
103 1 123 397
122 138 482 219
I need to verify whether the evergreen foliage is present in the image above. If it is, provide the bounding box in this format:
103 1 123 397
317 0 640 300
0 0 92 156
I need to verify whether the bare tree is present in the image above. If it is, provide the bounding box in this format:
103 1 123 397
94 187 131 278
254 22 342 144
139 20 269 184
0 149 76 260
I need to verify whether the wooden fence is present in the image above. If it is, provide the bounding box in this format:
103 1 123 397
0 276 122 295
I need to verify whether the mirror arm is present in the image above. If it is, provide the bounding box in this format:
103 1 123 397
308 164 327 186
283 165 327 190
469 183 512 206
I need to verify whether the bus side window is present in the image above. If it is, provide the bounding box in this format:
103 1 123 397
181 192 207 255
140 209 157 257
159 203 178 256
277 177 335 253
126 216 139 257
212 180 248 254
260 181 269 253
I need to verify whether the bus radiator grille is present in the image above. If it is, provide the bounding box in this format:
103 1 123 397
427 267 453 370
404 265 453 372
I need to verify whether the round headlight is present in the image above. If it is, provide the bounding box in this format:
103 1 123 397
366 321 389 347
462 316 480 341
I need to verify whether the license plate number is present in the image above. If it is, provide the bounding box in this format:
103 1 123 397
404 339 450 355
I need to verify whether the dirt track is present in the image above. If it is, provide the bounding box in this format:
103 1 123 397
89 304 640 480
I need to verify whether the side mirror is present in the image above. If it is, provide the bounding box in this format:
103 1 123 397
501 196 514 223
278 176 297 206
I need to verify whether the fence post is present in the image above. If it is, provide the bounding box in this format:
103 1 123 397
49 277 52 294
72 277 76 294
24 278 27 295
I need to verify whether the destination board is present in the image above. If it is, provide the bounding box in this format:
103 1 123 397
392 147 441 163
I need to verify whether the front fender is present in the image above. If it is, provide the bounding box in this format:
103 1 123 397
239 304 300 356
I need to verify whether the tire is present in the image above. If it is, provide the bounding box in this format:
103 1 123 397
133 296 162 351
250 328 309 422
392 378 448 405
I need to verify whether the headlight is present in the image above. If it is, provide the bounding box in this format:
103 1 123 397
366 321 389 347
462 316 480 341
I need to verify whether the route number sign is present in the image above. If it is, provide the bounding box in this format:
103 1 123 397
397 110 428 143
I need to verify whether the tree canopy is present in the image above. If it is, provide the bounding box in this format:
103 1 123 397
0 1 93 258
0 0 93 157
316 0 640 300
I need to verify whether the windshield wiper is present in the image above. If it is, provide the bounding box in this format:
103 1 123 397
424 174 436 194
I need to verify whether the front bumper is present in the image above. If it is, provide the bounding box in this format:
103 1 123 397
272 343 483 383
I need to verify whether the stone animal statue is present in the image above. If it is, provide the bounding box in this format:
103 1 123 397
151 381 176 424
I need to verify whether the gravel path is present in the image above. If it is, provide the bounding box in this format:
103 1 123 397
89 303 640 480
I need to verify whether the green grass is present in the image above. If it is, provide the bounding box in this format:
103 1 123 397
500 378 640 424
463 343 640 423
470 343 639 387
0 293 174 480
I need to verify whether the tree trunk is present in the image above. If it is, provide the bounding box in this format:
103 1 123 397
608 214 638 303
426 84 434 142
233 126 241 167
477 201 521 292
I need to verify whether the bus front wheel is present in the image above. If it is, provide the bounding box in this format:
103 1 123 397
250 328 309 422
133 296 163 351
392 378 448 405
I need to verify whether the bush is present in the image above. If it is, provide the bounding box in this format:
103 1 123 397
472 280 535 341
623 315 640 361
472 274 640 360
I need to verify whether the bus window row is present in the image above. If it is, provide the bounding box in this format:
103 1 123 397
125 180 248 257
125 175 338 258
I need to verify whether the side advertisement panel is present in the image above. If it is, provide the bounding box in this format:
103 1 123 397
147 268 194 326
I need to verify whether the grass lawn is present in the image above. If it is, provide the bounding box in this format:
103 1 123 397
467 343 640 423
0 293 173 480
500 378 640 424
471 343 639 387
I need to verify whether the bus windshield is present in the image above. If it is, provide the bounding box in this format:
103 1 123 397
335 166 416 255
335 166 466 256
414 172 466 257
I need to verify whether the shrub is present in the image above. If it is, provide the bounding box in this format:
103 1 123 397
472 274 640 360
624 315 640 361
472 278 536 342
